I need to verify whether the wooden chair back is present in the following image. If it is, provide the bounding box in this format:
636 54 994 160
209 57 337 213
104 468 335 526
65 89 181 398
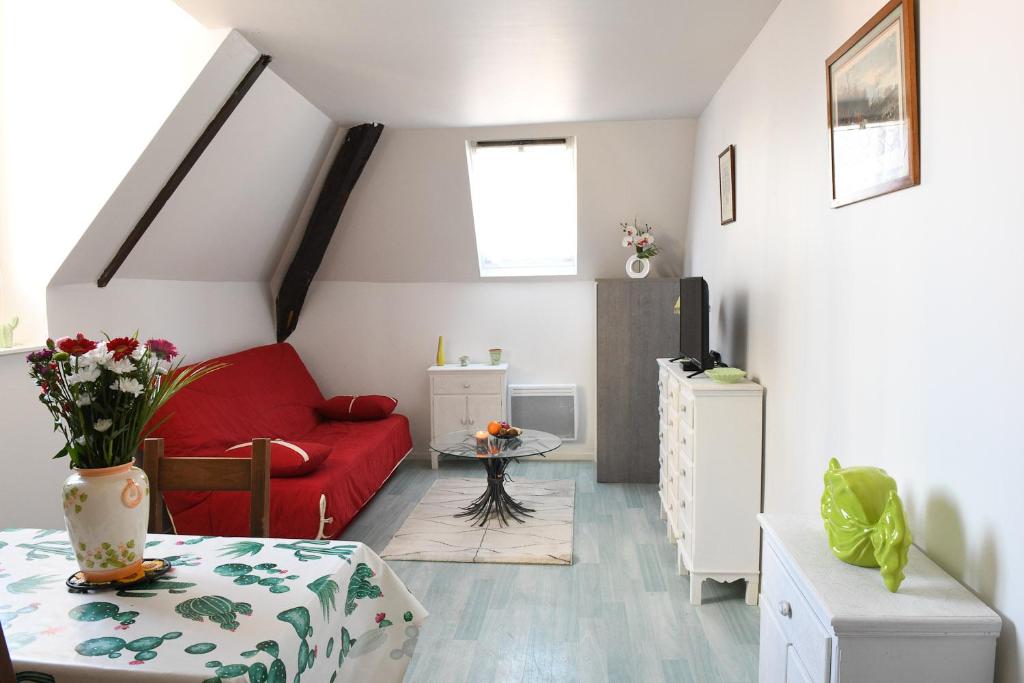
0 621 15 683
143 437 271 538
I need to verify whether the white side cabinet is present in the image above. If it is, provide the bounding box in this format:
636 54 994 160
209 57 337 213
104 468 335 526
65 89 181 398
428 363 508 469
758 514 1001 683
657 358 764 605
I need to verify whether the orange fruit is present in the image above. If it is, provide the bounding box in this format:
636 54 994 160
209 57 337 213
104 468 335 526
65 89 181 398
487 421 501 436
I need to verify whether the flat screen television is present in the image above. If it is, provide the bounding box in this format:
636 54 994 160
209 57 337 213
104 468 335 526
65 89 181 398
674 276 712 371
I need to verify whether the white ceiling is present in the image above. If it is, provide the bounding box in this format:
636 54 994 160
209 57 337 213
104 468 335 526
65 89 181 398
173 0 780 128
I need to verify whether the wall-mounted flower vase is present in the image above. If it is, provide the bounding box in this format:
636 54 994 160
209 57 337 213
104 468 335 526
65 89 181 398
63 462 150 582
820 457 911 592
625 255 651 279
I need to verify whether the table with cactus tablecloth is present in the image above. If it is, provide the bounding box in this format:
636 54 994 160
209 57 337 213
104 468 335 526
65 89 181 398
0 528 427 682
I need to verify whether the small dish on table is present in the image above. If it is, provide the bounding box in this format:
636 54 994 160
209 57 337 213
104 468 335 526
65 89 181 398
706 367 747 383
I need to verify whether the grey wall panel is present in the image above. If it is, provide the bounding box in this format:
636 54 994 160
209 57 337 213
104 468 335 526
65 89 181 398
596 279 680 483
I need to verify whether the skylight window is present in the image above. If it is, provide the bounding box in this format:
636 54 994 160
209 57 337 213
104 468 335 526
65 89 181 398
465 138 577 277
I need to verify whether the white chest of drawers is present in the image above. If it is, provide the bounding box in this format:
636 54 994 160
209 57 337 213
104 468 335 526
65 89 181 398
758 513 1001 683
657 358 764 606
428 363 508 469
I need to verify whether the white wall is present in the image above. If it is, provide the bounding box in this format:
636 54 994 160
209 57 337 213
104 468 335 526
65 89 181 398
684 0 1024 679
47 281 275 362
286 119 696 458
0 0 225 343
315 120 696 282
289 281 596 458
0 350 67 529
0 8 336 529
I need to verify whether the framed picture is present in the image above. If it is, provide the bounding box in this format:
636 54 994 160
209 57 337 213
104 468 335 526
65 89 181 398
718 145 735 225
826 0 918 207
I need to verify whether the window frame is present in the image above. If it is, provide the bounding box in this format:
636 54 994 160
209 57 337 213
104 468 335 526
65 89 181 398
465 136 578 278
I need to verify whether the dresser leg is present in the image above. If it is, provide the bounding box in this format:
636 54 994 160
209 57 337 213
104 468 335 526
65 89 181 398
666 524 675 544
659 503 667 520
677 551 688 576
745 577 760 606
431 452 439 470
689 574 703 605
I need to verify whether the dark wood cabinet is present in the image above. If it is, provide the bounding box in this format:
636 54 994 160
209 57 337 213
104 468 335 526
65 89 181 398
596 279 680 483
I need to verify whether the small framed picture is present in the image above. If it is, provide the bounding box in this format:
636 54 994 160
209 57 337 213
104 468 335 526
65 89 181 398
826 0 919 207
718 145 735 225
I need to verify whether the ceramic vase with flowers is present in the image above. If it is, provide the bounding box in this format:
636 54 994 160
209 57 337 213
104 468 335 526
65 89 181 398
26 334 221 583
621 220 658 278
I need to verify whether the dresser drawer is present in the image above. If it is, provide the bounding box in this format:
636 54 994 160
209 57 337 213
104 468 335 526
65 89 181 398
678 390 694 427
433 373 503 395
762 543 832 681
676 486 693 532
677 421 694 461
676 512 693 560
677 452 693 498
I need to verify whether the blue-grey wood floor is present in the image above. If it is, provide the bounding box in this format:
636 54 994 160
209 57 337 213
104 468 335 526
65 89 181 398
343 459 759 683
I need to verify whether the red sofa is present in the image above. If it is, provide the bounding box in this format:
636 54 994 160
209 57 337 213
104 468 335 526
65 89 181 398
150 342 412 539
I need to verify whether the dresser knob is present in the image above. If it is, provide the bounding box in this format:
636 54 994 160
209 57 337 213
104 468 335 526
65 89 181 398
463 383 471 389
778 601 792 618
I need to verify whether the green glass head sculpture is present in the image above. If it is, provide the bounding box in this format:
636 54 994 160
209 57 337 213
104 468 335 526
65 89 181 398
820 457 912 592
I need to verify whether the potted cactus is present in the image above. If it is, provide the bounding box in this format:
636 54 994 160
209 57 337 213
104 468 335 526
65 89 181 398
0 316 18 348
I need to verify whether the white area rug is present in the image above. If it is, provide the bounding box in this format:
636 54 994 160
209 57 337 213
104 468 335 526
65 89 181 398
381 477 574 565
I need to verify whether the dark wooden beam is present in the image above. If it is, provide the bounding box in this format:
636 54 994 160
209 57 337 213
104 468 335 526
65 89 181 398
275 123 384 342
97 54 273 287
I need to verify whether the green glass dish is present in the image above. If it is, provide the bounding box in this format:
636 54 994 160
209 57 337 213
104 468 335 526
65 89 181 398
821 458 912 592
705 367 746 383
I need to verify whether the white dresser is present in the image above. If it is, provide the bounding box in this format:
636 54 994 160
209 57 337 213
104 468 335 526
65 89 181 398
758 514 1001 683
428 363 508 469
657 358 764 605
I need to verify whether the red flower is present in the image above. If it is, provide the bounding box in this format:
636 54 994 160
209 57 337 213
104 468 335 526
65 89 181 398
145 338 178 360
57 333 98 357
107 337 139 361
375 612 386 624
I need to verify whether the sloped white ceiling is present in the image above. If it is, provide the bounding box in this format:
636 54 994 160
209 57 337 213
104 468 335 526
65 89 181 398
52 30 336 286
173 0 781 127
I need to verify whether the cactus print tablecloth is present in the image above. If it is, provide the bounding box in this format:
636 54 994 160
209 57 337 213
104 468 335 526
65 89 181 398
0 528 427 682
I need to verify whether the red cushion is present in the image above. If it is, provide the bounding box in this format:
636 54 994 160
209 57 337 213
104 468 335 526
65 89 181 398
164 415 414 539
150 343 324 454
224 440 330 478
318 395 398 421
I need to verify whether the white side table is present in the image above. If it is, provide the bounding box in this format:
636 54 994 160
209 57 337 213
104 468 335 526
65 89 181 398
427 363 508 469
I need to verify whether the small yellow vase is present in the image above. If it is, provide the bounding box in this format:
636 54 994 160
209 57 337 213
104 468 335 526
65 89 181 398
436 336 445 366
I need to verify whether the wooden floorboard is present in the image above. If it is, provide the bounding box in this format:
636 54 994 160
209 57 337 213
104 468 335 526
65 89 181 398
342 459 759 683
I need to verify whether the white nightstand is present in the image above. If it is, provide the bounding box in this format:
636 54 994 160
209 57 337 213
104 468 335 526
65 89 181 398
427 363 509 469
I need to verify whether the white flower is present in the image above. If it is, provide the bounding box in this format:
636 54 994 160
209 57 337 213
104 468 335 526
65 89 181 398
637 235 652 248
81 346 113 368
76 393 92 406
93 418 113 433
106 357 136 374
625 225 636 236
154 359 171 375
622 236 634 248
111 377 145 396
131 345 145 361
67 365 101 385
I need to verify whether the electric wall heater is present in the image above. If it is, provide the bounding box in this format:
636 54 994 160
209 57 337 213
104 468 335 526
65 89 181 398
508 384 578 441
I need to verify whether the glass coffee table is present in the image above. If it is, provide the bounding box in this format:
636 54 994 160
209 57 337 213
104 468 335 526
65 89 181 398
429 429 562 526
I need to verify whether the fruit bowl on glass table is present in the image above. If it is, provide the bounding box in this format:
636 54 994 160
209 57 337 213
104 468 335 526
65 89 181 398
429 427 562 526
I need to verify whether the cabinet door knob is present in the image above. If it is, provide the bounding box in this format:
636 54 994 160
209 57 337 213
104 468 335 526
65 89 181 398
778 601 792 618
